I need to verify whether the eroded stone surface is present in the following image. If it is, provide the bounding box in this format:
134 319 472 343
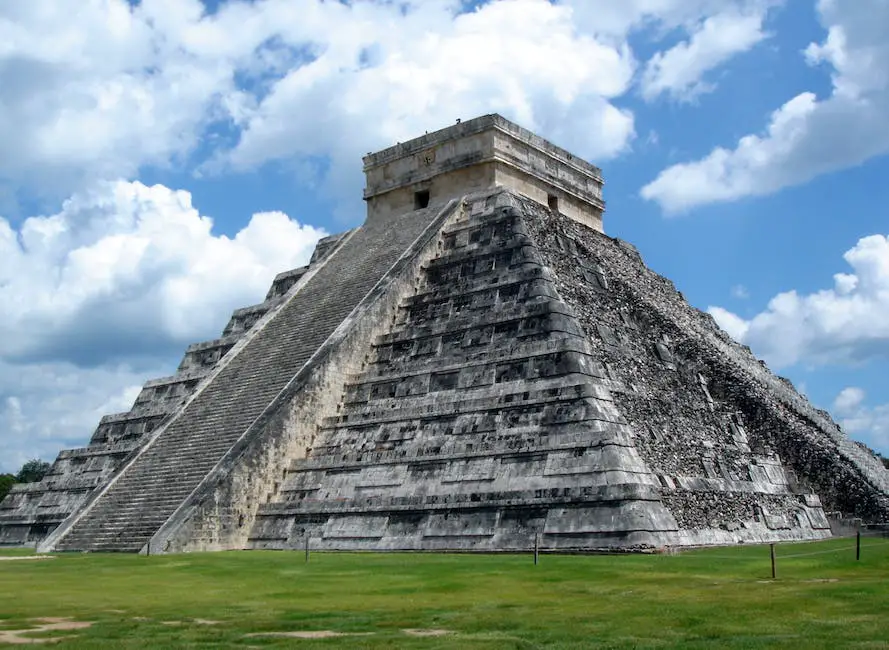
247 190 862 551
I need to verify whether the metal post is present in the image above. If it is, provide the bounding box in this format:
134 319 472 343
856 529 861 561
305 535 310 563
534 533 540 566
770 543 777 579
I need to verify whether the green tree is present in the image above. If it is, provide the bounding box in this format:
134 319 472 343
15 459 51 484
0 474 14 502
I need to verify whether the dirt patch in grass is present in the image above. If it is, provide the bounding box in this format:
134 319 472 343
0 557 54 563
245 631 373 639
160 619 219 626
0 618 92 645
402 628 452 637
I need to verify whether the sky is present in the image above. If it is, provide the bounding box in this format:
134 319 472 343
1 0 888 473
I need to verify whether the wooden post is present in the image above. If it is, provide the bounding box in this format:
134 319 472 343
305 535 310 563
770 543 777 579
534 533 540 566
856 529 861 561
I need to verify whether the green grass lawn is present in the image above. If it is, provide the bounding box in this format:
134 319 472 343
1 537 887 648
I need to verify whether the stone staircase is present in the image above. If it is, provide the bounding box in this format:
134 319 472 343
248 193 674 552
48 206 445 552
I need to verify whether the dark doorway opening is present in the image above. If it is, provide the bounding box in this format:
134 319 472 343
547 193 560 213
415 190 431 209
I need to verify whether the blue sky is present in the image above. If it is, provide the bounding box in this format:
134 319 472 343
1 0 888 472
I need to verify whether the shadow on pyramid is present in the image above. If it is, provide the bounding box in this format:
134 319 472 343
3 115 887 554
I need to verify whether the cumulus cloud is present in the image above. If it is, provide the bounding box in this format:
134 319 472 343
1 0 783 211
708 234 889 368
832 387 889 453
0 0 638 206
642 0 889 213
564 0 754 40
0 180 324 470
640 6 771 101
0 0 232 198
0 360 151 473
220 0 637 202
0 180 325 366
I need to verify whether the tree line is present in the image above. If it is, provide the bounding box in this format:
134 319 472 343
0 459 52 502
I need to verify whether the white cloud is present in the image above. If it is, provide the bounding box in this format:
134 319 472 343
0 360 152 473
221 0 637 204
1 0 784 213
641 0 889 212
0 0 235 197
834 386 866 414
0 180 325 366
640 7 770 101
0 179 324 471
563 0 748 41
708 306 750 342
0 0 639 207
731 284 750 299
832 387 889 453
708 234 889 368
2 0 808 225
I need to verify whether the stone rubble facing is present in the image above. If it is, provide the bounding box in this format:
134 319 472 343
250 191 678 551
246 190 837 552
522 196 888 527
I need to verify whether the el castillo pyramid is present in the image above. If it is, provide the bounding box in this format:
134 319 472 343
2 114 888 554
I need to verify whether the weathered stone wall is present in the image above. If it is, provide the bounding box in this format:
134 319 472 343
521 197 888 527
494 164 602 232
249 189 681 552
149 200 465 553
363 114 604 230
366 163 496 223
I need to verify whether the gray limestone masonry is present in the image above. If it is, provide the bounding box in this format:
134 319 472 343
0 240 339 547
2 113 886 553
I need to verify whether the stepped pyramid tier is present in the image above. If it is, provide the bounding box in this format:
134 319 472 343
0 234 348 547
2 113 883 554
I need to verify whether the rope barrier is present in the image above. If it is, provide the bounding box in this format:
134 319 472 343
773 545 857 559
859 538 889 549
664 534 889 561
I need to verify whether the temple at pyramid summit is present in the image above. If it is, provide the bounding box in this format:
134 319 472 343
2 114 888 554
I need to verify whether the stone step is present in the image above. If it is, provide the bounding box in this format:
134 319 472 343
50 204 444 552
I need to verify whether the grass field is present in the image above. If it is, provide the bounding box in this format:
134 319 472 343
1 536 888 648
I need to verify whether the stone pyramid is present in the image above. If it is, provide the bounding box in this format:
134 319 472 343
2 115 887 554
